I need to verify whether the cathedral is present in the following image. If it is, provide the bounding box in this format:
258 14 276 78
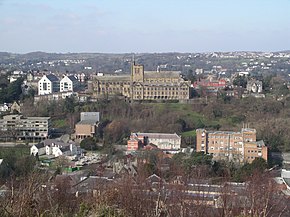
91 62 191 101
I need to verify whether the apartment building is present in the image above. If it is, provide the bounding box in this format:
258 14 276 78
38 74 59 95
0 114 51 141
196 128 267 163
60 75 79 92
91 62 191 101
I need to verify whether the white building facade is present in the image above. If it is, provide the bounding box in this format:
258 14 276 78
60 75 79 92
38 74 59 95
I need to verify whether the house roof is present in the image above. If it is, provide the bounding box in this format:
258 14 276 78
35 142 45 149
146 174 162 183
42 139 78 148
67 75 78 82
46 74 59 82
72 176 114 193
60 145 71 152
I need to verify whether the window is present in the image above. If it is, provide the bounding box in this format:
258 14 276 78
63 82 68 90
43 83 47 91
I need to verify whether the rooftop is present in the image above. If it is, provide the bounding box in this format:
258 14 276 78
93 74 131 81
77 120 98 125
46 74 59 82
144 71 181 79
132 132 181 140
67 75 78 81
197 128 256 135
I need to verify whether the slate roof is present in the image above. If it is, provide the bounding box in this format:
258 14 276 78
67 75 78 82
46 74 59 82
35 142 45 149
42 139 78 148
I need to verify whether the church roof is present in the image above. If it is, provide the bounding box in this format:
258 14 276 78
144 71 181 79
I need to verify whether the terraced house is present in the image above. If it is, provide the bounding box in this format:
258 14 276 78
91 62 191 101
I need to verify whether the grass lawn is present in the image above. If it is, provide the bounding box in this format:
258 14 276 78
0 145 30 159
52 119 68 128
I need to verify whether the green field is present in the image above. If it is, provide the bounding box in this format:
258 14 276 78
0 145 30 159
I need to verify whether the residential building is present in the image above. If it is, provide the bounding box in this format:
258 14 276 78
8 70 24 83
60 75 79 92
30 142 46 156
196 128 268 163
127 132 181 153
38 74 59 95
192 78 226 97
10 101 21 113
0 114 51 141
91 62 191 101
246 79 263 93
76 73 87 83
31 139 81 157
74 112 100 141
0 103 9 113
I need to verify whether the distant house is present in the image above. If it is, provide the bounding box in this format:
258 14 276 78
146 174 163 184
30 142 46 156
60 75 79 92
38 74 59 95
127 132 181 153
192 78 226 97
75 112 100 141
76 73 86 83
0 103 9 113
246 79 263 93
8 70 24 83
30 139 81 157
10 101 21 113
44 139 80 157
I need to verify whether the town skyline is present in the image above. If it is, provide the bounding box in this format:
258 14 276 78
0 0 290 53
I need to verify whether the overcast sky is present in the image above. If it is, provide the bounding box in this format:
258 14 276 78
0 0 290 53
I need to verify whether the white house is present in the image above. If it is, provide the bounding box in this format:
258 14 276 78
30 143 46 156
0 103 9 112
46 143 78 157
38 74 59 95
45 139 80 157
60 75 79 92
30 139 81 158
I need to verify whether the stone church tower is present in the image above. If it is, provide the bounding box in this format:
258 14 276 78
131 61 144 83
